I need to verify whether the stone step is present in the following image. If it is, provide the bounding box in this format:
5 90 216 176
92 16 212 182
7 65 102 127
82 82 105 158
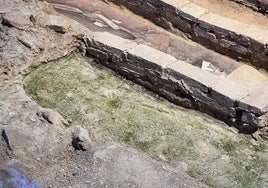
85 31 268 133
47 0 241 77
47 0 268 133
107 0 268 71
227 65 267 89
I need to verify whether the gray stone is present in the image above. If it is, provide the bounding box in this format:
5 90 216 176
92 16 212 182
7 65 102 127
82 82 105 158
37 109 69 126
93 32 137 52
2 12 33 30
240 79 268 113
71 127 93 151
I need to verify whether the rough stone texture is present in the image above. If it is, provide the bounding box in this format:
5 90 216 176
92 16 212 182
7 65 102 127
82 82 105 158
231 0 268 13
0 0 92 76
107 0 268 71
71 126 93 151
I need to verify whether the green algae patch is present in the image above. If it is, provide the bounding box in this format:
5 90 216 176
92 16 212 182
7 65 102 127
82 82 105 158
24 52 268 188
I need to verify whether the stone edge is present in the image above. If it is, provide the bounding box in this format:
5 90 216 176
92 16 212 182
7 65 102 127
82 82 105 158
84 31 268 133
107 0 268 71
231 0 268 14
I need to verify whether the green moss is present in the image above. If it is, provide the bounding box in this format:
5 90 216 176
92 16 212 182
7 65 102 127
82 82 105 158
24 52 268 188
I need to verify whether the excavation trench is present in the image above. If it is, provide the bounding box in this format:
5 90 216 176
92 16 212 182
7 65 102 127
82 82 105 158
2 0 268 187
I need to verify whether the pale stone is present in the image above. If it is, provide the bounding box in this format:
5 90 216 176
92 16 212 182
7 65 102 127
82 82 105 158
180 3 209 18
227 65 267 89
211 78 248 101
93 32 137 51
241 79 268 111
166 60 218 87
127 44 177 68
162 0 190 8
200 13 248 34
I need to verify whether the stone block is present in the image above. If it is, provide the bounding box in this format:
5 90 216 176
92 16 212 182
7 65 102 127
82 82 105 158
210 78 248 107
227 65 267 89
200 13 247 35
126 44 177 70
162 0 190 8
241 26 268 44
2 12 33 30
240 79 268 114
92 32 137 52
166 60 218 89
179 3 209 18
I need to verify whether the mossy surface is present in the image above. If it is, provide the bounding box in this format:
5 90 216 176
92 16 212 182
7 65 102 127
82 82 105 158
24 52 268 188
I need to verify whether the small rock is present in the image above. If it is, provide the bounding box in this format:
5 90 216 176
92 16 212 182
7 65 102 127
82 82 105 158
93 21 108 28
72 127 93 151
46 15 71 34
201 60 214 72
37 109 69 126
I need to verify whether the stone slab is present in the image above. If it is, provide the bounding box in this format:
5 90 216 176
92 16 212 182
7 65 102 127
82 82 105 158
93 32 137 52
211 78 248 104
127 44 177 69
200 13 248 35
166 60 218 88
180 3 209 18
240 79 268 112
162 0 190 8
227 65 267 89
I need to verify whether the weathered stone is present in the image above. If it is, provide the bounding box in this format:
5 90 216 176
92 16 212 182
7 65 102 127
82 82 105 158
210 78 248 107
93 32 137 52
227 65 267 89
37 109 69 126
239 79 268 114
72 127 93 151
2 12 33 30
46 15 71 33
1 128 32 150
127 44 177 70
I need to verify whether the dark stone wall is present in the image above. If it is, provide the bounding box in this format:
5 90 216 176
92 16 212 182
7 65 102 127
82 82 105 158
108 0 268 71
232 0 268 13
